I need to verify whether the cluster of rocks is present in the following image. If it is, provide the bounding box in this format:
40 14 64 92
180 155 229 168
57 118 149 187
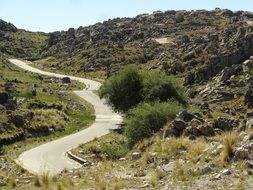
40 9 253 75
183 27 253 86
233 133 253 161
163 111 239 139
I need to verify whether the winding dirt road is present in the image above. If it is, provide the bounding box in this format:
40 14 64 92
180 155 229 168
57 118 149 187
9 59 122 175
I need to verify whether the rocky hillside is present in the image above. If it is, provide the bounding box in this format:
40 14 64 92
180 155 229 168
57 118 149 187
40 9 253 81
0 55 93 148
2 8 253 189
0 19 48 59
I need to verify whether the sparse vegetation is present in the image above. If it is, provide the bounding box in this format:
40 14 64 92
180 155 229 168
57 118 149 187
1 7 253 190
220 132 241 163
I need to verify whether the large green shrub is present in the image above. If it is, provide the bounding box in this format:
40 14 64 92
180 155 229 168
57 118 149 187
99 65 186 112
141 71 186 105
125 101 182 147
99 65 142 112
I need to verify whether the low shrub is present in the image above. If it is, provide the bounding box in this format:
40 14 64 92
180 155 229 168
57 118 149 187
125 101 182 147
100 140 129 159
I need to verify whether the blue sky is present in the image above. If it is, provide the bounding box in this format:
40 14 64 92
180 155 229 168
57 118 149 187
0 0 252 32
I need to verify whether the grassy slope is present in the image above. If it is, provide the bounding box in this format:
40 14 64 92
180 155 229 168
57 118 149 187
0 56 95 189
0 30 48 59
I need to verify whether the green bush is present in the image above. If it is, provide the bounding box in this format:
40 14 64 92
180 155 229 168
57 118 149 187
99 65 142 112
100 140 129 159
141 71 186 105
125 101 182 147
99 65 186 112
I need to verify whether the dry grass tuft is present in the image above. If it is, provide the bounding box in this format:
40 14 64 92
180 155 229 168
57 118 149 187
220 132 240 163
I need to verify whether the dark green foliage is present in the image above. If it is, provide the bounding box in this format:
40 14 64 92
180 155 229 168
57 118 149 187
99 65 186 112
99 65 142 112
125 101 182 147
141 71 186 105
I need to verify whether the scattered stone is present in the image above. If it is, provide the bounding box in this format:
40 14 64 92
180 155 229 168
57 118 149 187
119 157 126 161
177 110 195 122
246 161 253 168
213 117 238 131
189 118 203 127
246 118 253 129
184 126 201 137
0 92 9 104
234 147 249 160
10 114 25 127
161 161 175 172
62 77 71 84
244 88 253 108
221 169 231 176
200 102 210 111
199 124 215 136
182 35 190 44
213 169 231 180
208 34 219 42
184 72 195 86
140 183 150 188
4 82 14 92
242 59 253 73
174 13 184 23
200 165 213 175
216 65 239 83
132 152 141 160
170 119 187 137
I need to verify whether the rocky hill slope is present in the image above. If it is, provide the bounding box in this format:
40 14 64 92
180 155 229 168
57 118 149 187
0 19 48 59
1 8 253 189
39 9 253 82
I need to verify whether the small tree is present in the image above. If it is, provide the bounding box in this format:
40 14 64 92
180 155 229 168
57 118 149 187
99 65 142 112
141 71 186 105
99 65 186 112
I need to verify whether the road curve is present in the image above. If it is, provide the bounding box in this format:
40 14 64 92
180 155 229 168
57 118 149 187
9 59 122 175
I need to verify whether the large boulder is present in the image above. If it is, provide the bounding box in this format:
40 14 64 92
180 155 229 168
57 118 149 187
164 119 187 138
177 110 195 122
216 65 240 83
242 59 253 73
184 126 201 137
62 77 71 84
